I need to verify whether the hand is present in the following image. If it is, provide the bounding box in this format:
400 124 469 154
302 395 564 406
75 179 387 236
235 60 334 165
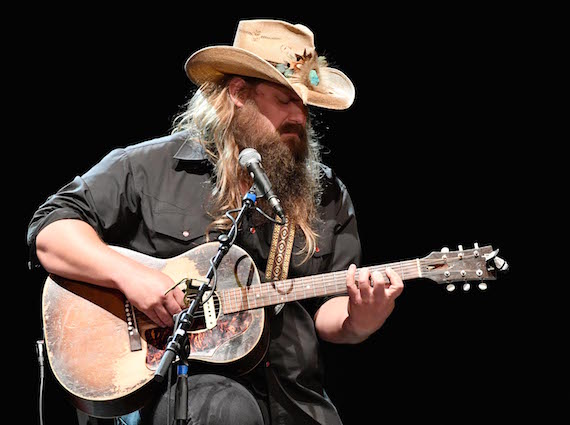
345 265 404 338
117 267 186 328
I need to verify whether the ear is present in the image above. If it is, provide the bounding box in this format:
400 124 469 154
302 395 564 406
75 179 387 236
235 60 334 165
228 77 249 108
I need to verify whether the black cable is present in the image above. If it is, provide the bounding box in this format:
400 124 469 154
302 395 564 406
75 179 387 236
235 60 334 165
255 206 286 224
36 340 45 425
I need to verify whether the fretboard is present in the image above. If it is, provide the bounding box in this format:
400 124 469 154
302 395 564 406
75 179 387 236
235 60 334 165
221 259 422 314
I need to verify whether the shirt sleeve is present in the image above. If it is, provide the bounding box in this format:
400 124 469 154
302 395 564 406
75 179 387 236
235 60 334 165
26 148 138 270
328 178 362 272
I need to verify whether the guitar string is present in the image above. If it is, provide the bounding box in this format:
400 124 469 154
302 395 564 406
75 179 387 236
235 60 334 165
135 263 422 324
221 254 485 313
137 255 479 321
221 262 426 313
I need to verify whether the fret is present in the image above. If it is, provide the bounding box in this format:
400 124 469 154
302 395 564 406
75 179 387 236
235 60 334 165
265 281 272 307
306 279 314 297
252 284 259 308
265 282 272 307
221 258 426 314
228 290 234 313
290 278 298 301
221 290 228 313
238 288 245 311
275 281 286 304
334 271 341 294
235 288 242 311
247 286 255 308
246 286 253 309
272 281 278 304
231 288 238 311
270 282 277 305
262 282 270 307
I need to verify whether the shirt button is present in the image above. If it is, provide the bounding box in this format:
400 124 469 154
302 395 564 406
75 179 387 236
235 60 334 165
182 230 190 237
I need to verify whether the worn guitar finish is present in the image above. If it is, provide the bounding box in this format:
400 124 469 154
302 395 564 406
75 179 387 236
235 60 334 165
42 242 504 418
42 243 267 418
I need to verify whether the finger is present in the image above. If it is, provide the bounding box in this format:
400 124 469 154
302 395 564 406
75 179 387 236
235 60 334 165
371 270 388 301
358 267 373 302
147 308 168 328
346 264 361 303
155 304 175 328
165 292 184 316
385 267 404 297
170 287 186 309
370 270 386 288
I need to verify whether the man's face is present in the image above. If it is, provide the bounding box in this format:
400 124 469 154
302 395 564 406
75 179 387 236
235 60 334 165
247 81 309 159
230 79 318 224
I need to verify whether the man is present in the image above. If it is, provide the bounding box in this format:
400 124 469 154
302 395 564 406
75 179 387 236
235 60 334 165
28 19 403 425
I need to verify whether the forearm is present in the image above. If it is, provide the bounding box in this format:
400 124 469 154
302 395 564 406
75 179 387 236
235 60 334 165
35 219 143 291
314 296 373 344
35 218 185 327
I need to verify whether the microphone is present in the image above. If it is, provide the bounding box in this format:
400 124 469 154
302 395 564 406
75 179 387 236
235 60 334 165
238 148 286 222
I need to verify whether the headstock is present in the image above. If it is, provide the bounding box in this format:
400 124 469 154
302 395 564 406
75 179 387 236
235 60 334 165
420 243 508 292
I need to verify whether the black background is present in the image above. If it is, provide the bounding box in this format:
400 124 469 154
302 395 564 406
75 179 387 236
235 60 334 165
19 8 565 425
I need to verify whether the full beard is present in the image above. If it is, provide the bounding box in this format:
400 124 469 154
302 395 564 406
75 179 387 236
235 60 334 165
231 99 318 226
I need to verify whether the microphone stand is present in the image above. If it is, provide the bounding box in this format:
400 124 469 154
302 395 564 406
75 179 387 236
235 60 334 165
153 190 258 424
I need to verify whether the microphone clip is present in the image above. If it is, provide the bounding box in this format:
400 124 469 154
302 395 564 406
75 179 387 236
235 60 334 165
245 184 286 226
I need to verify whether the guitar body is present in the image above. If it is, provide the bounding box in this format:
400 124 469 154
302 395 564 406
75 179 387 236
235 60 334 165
42 243 268 418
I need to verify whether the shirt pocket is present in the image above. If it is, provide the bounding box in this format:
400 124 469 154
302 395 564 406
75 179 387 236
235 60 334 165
152 209 209 243
290 230 334 278
145 203 211 258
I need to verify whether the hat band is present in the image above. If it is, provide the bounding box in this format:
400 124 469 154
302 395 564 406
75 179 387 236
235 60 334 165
269 49 327 87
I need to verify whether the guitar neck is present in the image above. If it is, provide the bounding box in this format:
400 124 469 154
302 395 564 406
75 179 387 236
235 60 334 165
221 259 422 314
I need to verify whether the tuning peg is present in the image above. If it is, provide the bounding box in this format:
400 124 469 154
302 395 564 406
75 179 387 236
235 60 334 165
494 256 509 272
458 245 464 259
462 283 471 291
478 282 488 290
441 247 450 253
446 283 456 292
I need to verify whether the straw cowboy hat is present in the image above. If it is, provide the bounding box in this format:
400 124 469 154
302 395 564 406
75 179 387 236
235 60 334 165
185 19 355 110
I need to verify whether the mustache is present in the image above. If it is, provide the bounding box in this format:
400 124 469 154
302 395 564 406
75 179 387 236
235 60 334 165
278 122 306 138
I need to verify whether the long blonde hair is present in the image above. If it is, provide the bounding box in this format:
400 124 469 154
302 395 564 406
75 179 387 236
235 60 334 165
171 76 323 261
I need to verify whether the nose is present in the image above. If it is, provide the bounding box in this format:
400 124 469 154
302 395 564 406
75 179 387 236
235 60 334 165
288 101 308 125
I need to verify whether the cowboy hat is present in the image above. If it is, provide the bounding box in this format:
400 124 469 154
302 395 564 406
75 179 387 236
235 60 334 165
184 19 355 110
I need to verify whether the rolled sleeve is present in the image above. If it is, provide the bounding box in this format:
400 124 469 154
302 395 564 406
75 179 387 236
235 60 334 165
26 148 138 269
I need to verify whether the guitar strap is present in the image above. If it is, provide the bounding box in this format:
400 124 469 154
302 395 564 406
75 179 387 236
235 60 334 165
265 216 295 315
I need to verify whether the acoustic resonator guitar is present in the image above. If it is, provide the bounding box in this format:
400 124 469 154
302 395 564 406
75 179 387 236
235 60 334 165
41 242 507 418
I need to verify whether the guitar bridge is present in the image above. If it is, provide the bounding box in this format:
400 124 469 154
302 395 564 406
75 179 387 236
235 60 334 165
125 299 142 351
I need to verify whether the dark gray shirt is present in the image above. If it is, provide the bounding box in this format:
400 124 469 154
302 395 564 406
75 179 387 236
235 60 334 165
27 131 361 424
